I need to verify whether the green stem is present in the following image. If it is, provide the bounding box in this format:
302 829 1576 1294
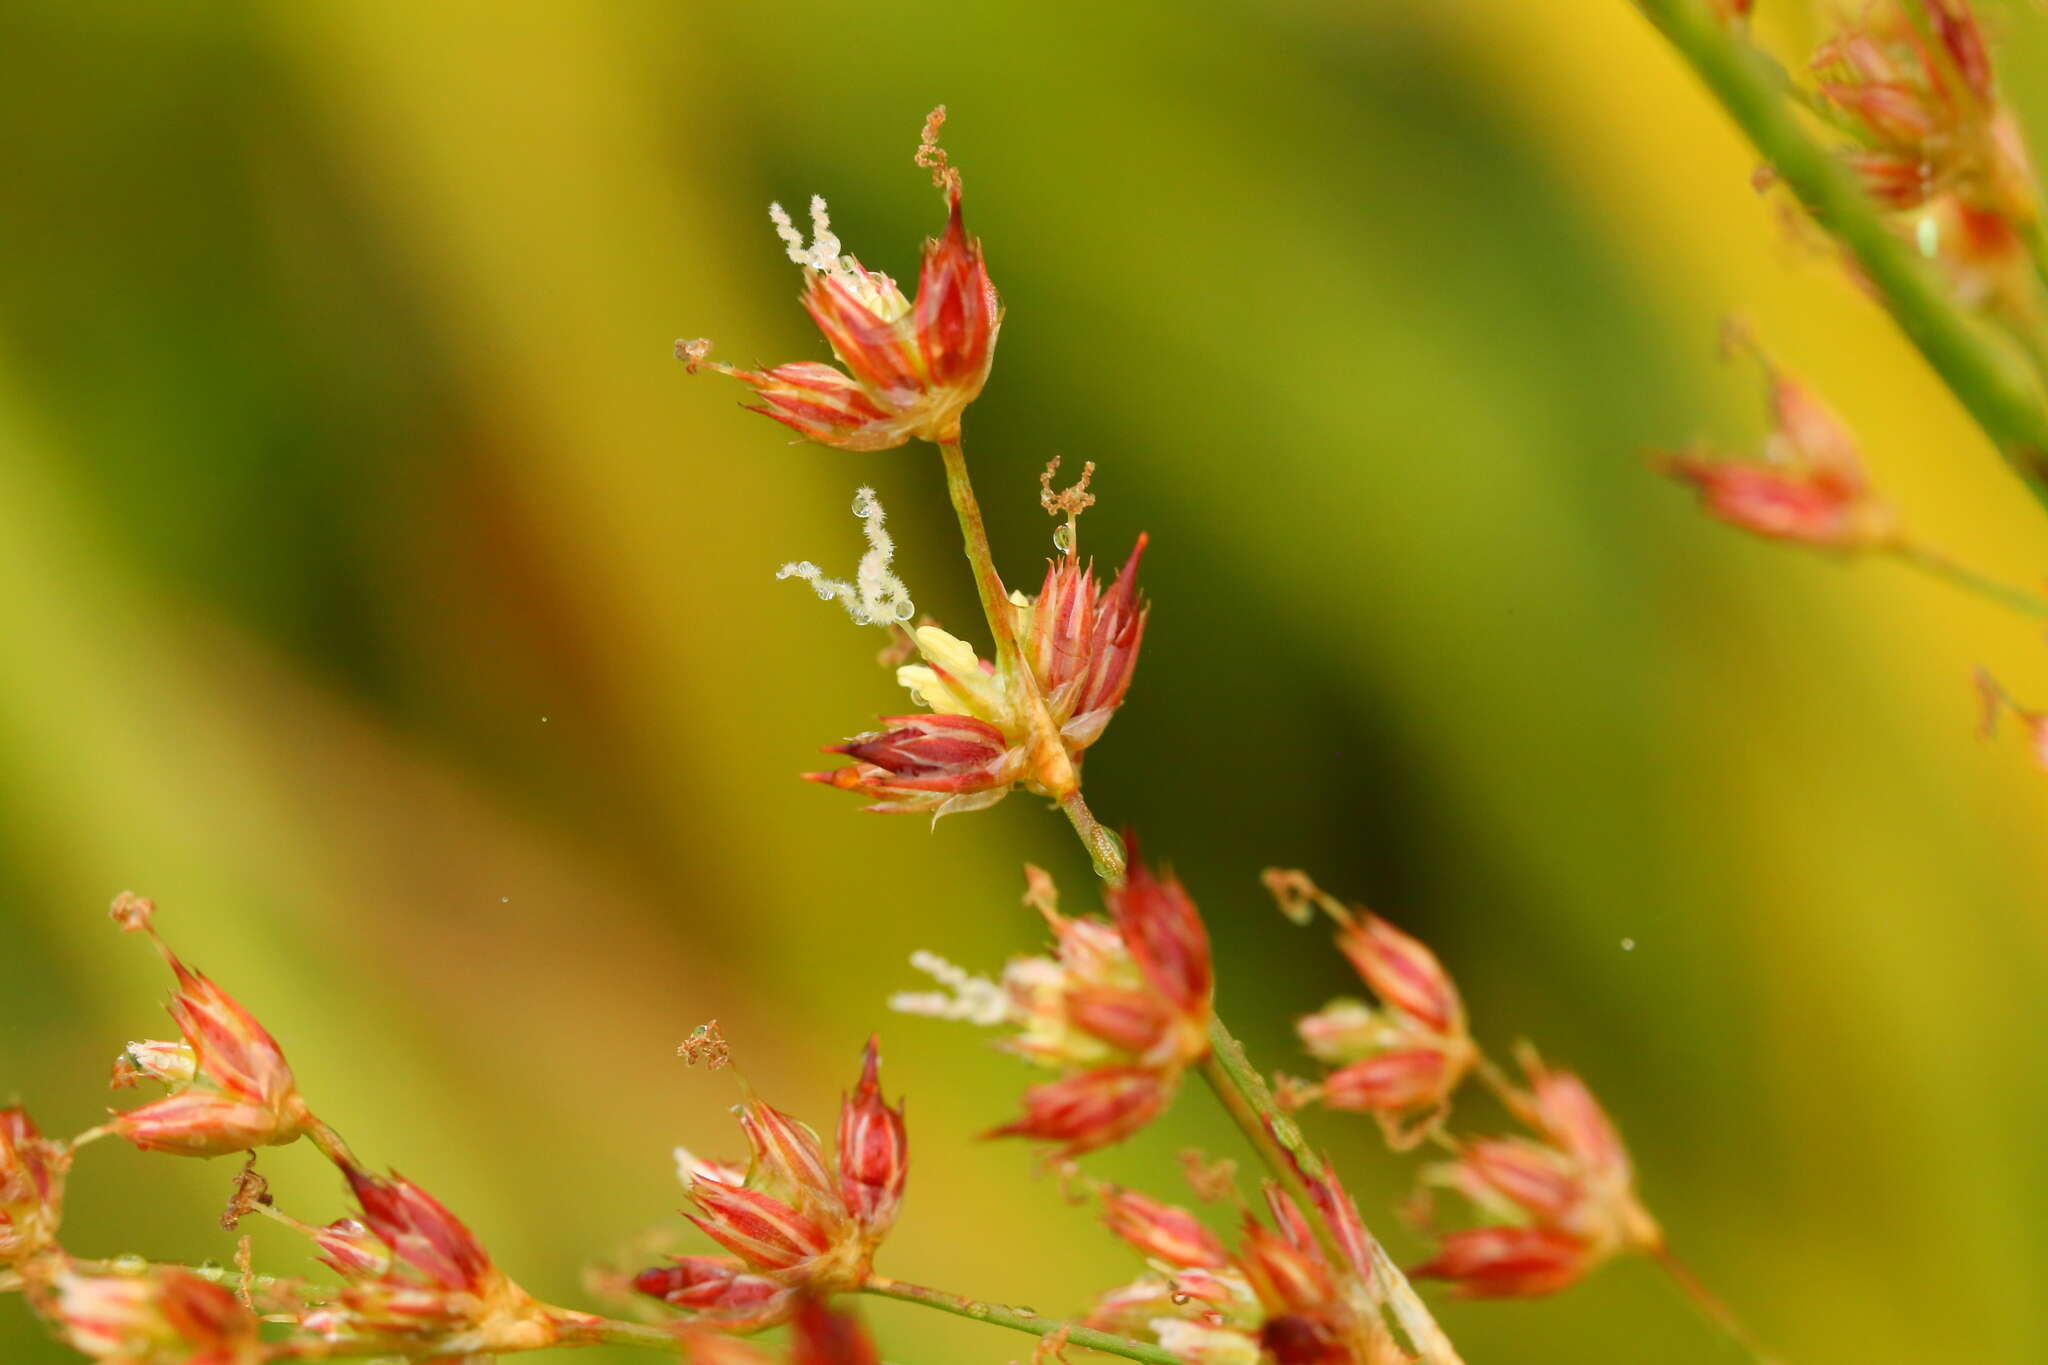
937 437 1078 797
0 1259 682 1357
860 1276 1180 1365
1060 789 1127 884
1887 539 2048 617
938 437 1026 669
1628 0 2048 515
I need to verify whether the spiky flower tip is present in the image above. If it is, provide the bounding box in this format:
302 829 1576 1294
892 853 1210 1157
1809 0 2032 218
287 1160 560 1354
678 105 1000 453
796 478 1148 820
1409 1047 1660 1299
103 894 317 1158
46 1264 264 1365
1265 871 1475 1149
0 1108 69 1268
1089 1178 1391 1365
1655 335 1895 551
634 1039 906 1331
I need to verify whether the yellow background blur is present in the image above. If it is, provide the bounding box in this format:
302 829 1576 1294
4 3 2047 1362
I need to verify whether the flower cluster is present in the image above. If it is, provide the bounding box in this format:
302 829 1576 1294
1088 1176 1396 1365
1411 1050 1659 1299
45 1265 261 1365
0 1109 68 1268
293 1162 560 1354
1265 872 1475 1149
678 108 999 452
802 501 1147 818
633 1041 906 1330
893 857 1210 1156
1811 0 2031 218
105 893 316 1158
1656 343 1894 551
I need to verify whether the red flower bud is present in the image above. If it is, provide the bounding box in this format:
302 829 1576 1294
805 713 1022 815
1099 1188 1230 1270
1336 915 1460 1037
1106 853 1213 1023
634 1257 789 1322
687 1182 834 1273
1409 1226 1592 1299
1316 1049 1453 1115
836 1039 908 1242
1026 535 1150 751
1453 1139 1584 1225
985 1066 1170 1158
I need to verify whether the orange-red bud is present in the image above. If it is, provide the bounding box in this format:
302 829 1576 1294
836 1039 908 1240
985 1066 1171 1157
1409 1226 1592 1299
1099 1188 1230 1270
1336 915 1461 1037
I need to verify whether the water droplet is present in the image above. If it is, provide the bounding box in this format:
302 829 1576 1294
111 1255 147 1276
197 1260 225 1282
540 716 549 723
894 599 915 622
1015 1307 1038 1318
1052 524 1074 554
852 490 877 518
500 897 510 904
1620 937 1636 952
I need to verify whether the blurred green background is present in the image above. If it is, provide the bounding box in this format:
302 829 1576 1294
4 2 2048 1362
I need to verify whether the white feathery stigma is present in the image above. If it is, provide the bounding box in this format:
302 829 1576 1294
888 949 1012 1026
777 487 915 627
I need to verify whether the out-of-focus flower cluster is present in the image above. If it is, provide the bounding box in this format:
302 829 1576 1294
1657 339 1895 553
1411 1049 1661 1299
893 857 1211 1156
633 1042 906 1330
1087 1172 1405 1365
1264 872 1475 1149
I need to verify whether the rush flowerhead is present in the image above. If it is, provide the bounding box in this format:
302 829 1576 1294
1810 0 2033 217
1410 1047 1659 1300
1090 1180 1391 1365
48 1265 263 1365
302 1160 559 1354
636 1039 906 1330
892 856 1210 1157
801 478 1148 819
1265 871 1474 1148
679 106 1001 452
0 1108 69 1267
1656 337 1895 551
105 894 316 1159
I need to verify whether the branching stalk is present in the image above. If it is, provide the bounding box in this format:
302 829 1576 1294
860 1276 1181 1365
